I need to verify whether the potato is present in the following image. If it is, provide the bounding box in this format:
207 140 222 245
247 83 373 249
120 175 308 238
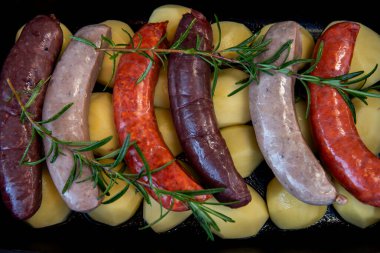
89 92 119 156
213 68 250 128
258 24 315 64
352 90 380 155
143 196 192 233
88 159 143 226
211 21 253 58
220 125 263 178
26 169 70 228
208 185 268 239
16 22 72 57
153 64 170 109
97 20 134 87
155 108 183 156
148 4 191 43
266 177 327 230
295 99 316 152
333 180 380 228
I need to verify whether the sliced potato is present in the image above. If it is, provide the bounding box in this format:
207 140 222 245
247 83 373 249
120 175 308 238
148 4 191 43
155 108 183 156
143 196 192 233
352 90 380 155
16 22 72 57
26 169 70 228
97 20 134 87
153 64 170 109
209 185 268 239
257 23 314 65
333 180 380 228
295 99 316 152
267 177 327 230
211 21 253 58
89 92 119 156
213 68 250 128
220 125 263 178
88 159 143 226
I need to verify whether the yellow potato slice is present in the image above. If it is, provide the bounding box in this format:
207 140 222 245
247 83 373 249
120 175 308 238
148 4 191 43
213 68 250 128
211 21 253 58
143 196 192 233
220 125 263 178
333 180 380 228
88 92 119 156
88 159 143 226
26 169 70 228
266 177 327 230
295 99 316 152
97 20 134 87
209 185 268 239
153 64 170 109
155 108 183 156
352 90 380 155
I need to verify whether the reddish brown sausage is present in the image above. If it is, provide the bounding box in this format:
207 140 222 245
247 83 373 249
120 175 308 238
113 22 209 211
309 22 380 206
168 10 251 207
0 15 62 219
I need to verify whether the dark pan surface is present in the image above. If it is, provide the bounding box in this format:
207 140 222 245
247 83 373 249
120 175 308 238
0 0 379 252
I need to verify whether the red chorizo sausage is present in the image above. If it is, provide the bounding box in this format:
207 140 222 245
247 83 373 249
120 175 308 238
168 10 251 207
0 15 62 219
113 22 209 211
309 21 380 207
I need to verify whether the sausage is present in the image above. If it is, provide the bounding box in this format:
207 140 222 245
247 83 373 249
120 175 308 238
113 22 208 212
0 15 62 220
309 22 380 207
42 24 110 212
168 10 251 208
249 21 338 205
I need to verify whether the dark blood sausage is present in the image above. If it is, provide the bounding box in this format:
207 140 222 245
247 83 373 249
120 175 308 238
309 22 380 207
249 21 338 205
0 15 62 219
168 10 251 208
113 22 209 212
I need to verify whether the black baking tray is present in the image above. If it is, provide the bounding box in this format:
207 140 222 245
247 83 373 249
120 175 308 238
1 0 379 252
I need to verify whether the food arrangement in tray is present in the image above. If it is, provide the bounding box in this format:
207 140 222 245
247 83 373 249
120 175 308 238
0 3 379 240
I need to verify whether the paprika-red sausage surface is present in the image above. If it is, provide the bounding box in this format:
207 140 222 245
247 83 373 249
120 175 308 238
168 10 251 208
0 15 62 219
309 21 380 207
250 21 338 205
113 22 208 212
43 24 110 212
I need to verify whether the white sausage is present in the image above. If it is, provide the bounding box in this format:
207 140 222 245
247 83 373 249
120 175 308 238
42 24 111 212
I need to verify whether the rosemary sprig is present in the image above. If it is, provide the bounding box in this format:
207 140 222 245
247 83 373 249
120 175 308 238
72 19 380 121
7 78 234 240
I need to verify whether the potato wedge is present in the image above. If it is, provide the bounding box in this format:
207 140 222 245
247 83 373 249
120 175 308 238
26 169 70 228
16 22 72 57
143 196 192 233
220 125 263 178
352 90 380 155
211 21 253 58
153 64 170 109
88 92 119 156
295 99 316 152
209 185 268 239
88 159 143 226
267 177 327 230
333 180 380 228
148 4 191 43
213 68 250 128
155 108 183 156
97 20 134 87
